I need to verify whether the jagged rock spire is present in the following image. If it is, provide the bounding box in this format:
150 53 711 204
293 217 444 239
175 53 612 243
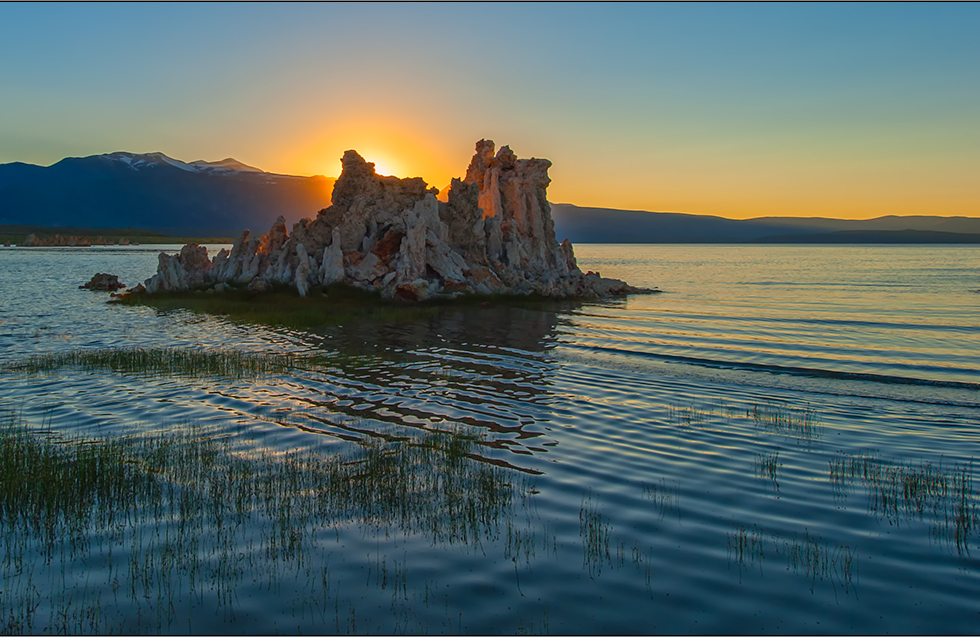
140 140 652 300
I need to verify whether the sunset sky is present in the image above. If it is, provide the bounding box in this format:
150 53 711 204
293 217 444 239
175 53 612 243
1 2 977 220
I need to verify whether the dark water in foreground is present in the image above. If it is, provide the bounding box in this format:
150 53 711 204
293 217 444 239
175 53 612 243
0 244 978 633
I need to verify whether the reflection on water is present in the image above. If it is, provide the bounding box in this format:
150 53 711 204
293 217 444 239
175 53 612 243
726 523 858 599
242 305 572 464
830 450 980 554
0 418 532 634
1 244 979 633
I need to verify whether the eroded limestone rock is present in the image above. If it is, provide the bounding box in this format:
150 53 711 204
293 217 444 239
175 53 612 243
135 140 655 301
80 273 125 291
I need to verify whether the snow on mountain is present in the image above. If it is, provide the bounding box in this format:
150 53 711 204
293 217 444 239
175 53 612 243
99 152 272 176
1 151 336 234
100 151 196 173
188 158 265 173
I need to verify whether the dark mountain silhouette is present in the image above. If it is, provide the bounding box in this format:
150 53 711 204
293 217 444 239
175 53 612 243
3 155 976 244
0 152 334 236
551 204 980 244
746 214 980 234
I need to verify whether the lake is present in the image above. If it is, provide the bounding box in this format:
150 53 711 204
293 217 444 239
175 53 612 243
1 243 978 634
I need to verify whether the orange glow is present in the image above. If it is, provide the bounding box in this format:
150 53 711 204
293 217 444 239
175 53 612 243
257 119 980 221
367 157 399 178
283 120 456 191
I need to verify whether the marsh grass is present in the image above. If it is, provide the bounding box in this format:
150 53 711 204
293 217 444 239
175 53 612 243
727 523 857 595
754 450 781 490
785 530 858 593
749 401 821 441
665 399 730 427
579 495 611 578
505 520 537 567
665 400 816 440
3 347 374 380
666 403 711 427
727 523 769 571
829 451 979 553
643 478 680 520
0 413 531 633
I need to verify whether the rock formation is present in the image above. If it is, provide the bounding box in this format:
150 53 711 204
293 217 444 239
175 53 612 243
137 140 653 301
80 273 125 291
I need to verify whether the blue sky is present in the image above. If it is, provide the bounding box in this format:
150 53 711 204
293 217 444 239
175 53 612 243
1 2 977 218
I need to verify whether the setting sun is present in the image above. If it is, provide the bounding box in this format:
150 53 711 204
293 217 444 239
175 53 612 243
295 122 456 190
366 157 398 178
2 3 979 633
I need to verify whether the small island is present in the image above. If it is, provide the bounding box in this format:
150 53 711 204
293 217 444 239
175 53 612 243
122 140 653 302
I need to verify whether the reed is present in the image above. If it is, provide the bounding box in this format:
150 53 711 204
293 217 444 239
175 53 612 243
0 412 531 633
665 399 729 427
579 494 611 578
754 450 781 490
829 450 978 553
643 478 680 520
664 399 818 442
726 522 857 593
727 523 769 572
3 347 370 379
784 529 857 594
749 401 821 441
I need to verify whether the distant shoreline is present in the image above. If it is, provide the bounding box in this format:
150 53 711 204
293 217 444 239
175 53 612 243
0 224 232 246
4 223 979 247
750 229 980 244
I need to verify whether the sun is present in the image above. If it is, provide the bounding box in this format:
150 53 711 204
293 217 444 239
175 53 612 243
368 157 398 177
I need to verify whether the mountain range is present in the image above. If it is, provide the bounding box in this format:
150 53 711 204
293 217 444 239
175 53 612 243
550 204 980 243
0 151 334 236
1 152 977 243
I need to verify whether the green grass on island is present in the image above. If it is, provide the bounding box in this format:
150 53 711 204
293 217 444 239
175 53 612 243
111 282 590 330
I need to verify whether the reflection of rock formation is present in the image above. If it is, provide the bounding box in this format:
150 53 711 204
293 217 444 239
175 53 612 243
285 303 567 456
321 303 567 355
141 140 653 300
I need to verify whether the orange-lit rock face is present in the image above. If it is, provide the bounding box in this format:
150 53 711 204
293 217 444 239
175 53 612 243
462 140 552 224
331 151 434 219
456 139 557 272
141 140 652 301
257 217 288 256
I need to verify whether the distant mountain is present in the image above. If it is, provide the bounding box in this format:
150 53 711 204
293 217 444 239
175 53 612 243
4 156 977 244
187 158 265 173
746 215 980 234
551 204 980 244
0 152 335 236
753 229 980 244
550 205 793 243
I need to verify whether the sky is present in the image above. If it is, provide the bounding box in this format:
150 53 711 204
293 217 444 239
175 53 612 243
1 2 977 220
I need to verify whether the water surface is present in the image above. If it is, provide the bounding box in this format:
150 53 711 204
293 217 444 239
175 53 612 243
1 244 978 633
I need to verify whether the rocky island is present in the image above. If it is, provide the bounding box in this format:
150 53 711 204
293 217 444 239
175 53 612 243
129 140 653 301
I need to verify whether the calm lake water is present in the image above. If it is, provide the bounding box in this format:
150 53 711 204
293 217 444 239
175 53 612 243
1 243 978 634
